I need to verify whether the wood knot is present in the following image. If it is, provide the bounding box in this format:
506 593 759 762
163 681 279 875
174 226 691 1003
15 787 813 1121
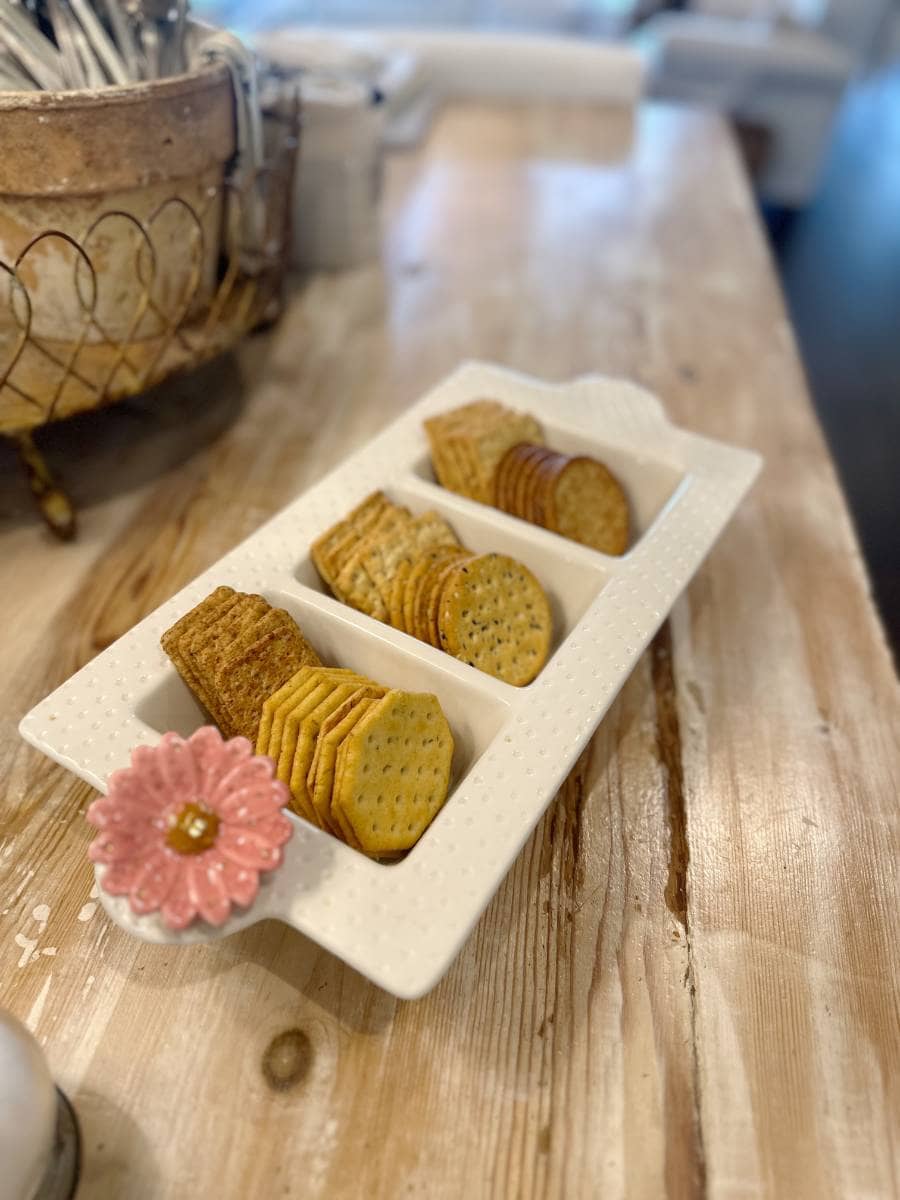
261 1029 313 1093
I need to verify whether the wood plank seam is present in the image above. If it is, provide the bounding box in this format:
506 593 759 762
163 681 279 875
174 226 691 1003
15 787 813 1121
651 624 708 1198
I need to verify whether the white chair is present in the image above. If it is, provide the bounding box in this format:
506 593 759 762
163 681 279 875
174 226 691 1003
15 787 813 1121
632 1 888 206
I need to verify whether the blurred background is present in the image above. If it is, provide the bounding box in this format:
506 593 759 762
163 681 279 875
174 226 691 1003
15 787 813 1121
195 0 900 655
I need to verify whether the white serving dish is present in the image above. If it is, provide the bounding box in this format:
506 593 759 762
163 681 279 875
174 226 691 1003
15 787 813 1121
19 363 761 998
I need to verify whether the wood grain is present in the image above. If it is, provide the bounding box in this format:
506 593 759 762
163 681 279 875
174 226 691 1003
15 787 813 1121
2 101 898 1199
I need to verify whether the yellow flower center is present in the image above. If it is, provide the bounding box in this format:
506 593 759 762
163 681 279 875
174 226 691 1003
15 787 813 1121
166 801 220 855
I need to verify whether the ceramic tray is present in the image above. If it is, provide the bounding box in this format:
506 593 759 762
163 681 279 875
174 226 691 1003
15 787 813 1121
19 362 761 998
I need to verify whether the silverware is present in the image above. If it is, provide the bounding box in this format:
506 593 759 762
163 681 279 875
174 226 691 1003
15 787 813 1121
0 0 194 90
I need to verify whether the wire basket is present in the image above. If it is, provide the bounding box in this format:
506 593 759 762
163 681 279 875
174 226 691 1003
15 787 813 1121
0 66 299 538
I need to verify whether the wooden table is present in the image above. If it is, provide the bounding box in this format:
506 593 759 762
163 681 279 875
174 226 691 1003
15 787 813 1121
2 101 898 1200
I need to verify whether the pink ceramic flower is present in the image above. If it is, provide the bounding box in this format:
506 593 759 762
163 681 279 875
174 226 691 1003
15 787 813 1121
87 727 292 930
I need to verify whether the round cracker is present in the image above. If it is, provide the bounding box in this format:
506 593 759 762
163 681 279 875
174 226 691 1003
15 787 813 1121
545 456 630 555
510 443 548 519
521 447 559 523
414 549 469 646
437 553 552 686
403 545 462 638
530 450 569 528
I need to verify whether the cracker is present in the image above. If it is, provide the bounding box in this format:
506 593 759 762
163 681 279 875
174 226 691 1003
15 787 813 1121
288 682 367 820
511 444 548 519
403 545 462 638
331 740 365 850
389 559 412 631
333 506 411 619
310 492 389 590
267 668 367 759
256 664 319 756
546 456 630 555
361 511 416 597
215 618 322 742
333 690 454 856
275 680 341 818
428 553 473 648
417 549 469 647
184 594 270 731
437 553 552 686
530 451 569 527
408 547 465 638
463 411 545 503
160 586 237 718
161 585 235 658
308 689 383 831
493 443 526 513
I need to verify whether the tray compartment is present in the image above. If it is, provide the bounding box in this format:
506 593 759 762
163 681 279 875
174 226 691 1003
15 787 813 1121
136 583 511 798
411 418 687 545
292 482 611 664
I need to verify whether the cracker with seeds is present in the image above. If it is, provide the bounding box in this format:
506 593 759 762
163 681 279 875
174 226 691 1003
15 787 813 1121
438 553 552 687
544 456 629 555
403 545 462 638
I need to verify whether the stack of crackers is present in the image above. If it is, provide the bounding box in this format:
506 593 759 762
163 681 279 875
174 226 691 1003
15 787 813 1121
311 492 553 686
257 665 454 855
425 400 630 556
161 587 321 742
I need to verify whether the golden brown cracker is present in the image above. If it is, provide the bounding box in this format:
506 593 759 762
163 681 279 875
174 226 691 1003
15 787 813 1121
333 690 454 856
389 559 412 631
437 553 552 686
310 492 389 590
403 545 461 638
288 682 366 822
215 619 322 742
546 456 629 555
308 688 383 831
256 664 319 756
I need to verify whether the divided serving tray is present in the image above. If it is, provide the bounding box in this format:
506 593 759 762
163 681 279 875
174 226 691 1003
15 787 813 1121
19 362 762 997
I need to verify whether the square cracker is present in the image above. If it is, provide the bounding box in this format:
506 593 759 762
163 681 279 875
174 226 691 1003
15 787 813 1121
214 619 322 742
161 586 235 658
161 588 240 719
311 492 389 590
182 593 270 731
333 506 411 619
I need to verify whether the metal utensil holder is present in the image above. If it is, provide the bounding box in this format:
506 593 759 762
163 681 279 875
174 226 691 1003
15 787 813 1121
1 74 299 539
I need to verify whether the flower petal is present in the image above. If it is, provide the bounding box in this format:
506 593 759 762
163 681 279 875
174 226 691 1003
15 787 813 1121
186 726 226 796
218 856 260 908
159 871 197 931
187 859 232 926
244 812 294 848
99 860 145 894
207 756 276 813
88 831 149 864
106 769 157 812
86 796 162 838
217 780 287 823
157 733 198 805
216 824 283 871
128 851 179 916
129 744 172 805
